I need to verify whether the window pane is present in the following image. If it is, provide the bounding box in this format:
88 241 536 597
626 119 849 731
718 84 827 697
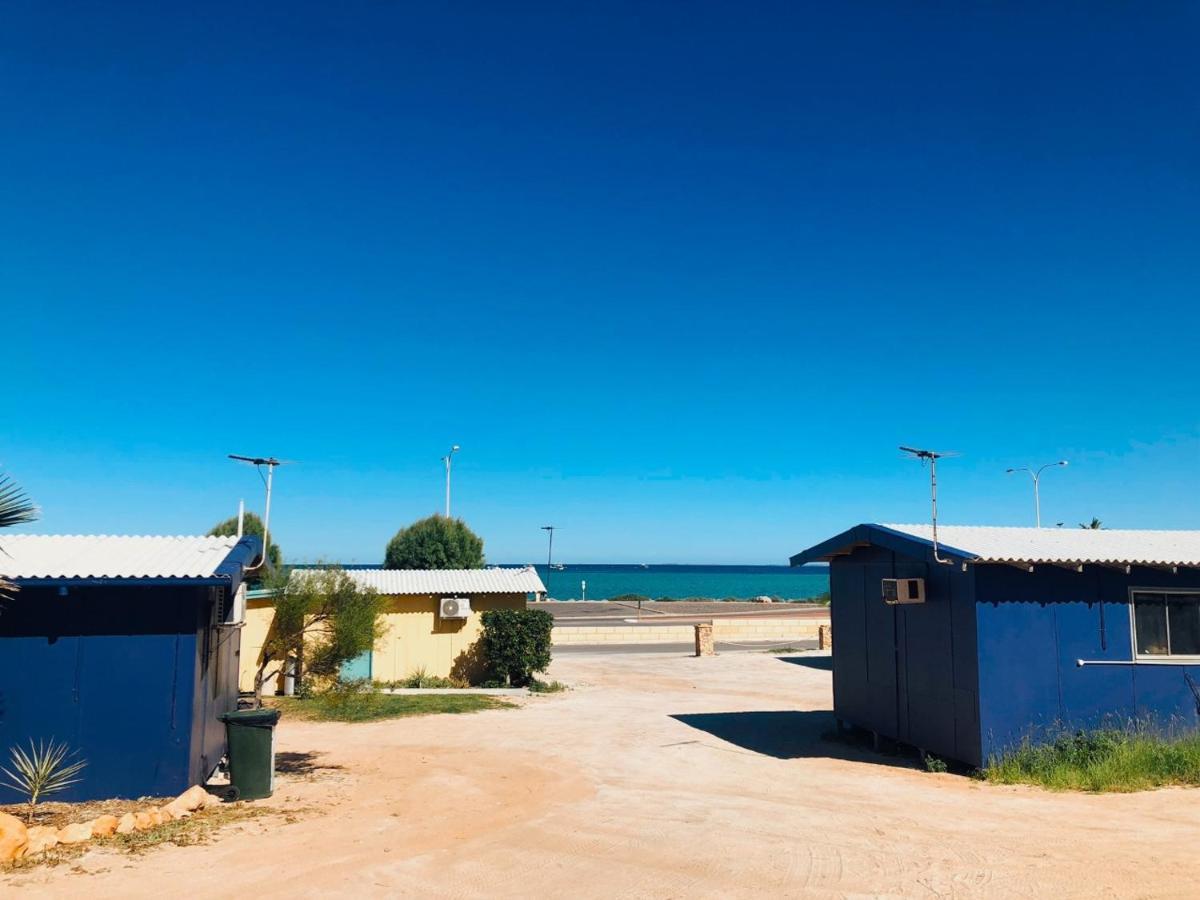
1168 596 1200 656
1134 594 1168 655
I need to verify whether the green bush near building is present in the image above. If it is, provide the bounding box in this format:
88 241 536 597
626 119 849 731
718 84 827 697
479 608 554 687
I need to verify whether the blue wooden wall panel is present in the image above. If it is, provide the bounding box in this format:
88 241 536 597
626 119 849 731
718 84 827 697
975 601 1062 761
0 586 208 802
1053 600 1136 730
0 636 83 772
829 561 868 727
862 555 899 738
75 633 195 799
898 561 959 759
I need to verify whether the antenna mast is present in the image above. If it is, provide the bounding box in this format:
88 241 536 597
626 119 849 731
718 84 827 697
900 446 956 566
228 454 283 572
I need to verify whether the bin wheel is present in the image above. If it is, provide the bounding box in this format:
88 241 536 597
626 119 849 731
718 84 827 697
223 785 241 803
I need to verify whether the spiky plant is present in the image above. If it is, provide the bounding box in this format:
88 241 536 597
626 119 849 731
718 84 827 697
0 739 87 820
0 473 38 530
0 471 38 598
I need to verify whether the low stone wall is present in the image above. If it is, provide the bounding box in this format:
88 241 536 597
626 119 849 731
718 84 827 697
551 617 829 646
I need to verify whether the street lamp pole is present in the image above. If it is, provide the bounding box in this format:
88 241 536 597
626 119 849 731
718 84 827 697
541 525 555 567
1006 460 1068 528
442 445 460 517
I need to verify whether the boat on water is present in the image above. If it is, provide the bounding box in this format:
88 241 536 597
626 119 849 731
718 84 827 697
549 563 566 571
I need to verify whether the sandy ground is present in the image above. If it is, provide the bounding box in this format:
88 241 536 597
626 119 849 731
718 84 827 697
8 651 1200 898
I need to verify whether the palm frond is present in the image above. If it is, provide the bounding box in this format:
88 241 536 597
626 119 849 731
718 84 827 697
0 473 38 530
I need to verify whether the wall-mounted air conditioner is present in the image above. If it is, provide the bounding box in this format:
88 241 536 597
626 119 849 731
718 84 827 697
439 597 472 619
882 578 925 605
215 584 247 626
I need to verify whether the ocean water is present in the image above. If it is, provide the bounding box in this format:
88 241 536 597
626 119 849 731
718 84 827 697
523 564 829 601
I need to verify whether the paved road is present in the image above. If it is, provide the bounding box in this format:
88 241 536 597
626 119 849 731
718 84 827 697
537 600 828 627
554 639 818 655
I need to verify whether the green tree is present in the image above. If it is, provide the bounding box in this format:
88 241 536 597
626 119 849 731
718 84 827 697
1079 518 1104 530
253 565 385 704
0 472 38 598
208 512 281 570
384 515 485 569
478 609 554 687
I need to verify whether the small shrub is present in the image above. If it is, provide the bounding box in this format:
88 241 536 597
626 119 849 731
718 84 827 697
401 667 434 688
608 594 651 604
479 609 554 687
810 591 831 606
923 754 948 773
397 668 466 689
0 739 87 819
528 678 568 694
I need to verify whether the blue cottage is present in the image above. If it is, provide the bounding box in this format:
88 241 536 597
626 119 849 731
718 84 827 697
0 533 262 801
791 524 1200 768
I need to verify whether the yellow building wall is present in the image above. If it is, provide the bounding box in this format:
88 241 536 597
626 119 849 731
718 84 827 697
371 593 526 683
237 593 527 690
238 598 281 692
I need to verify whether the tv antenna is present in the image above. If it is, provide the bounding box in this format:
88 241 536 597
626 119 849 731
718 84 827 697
900 446 960 566
228 454 294 571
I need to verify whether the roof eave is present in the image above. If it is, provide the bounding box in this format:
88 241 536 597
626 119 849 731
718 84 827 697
11 576 234 587
790 523 975 566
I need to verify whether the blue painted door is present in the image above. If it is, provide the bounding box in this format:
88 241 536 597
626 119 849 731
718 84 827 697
342 650 372 681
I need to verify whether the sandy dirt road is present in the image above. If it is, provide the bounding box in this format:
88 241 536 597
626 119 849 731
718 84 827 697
8 650 1200 898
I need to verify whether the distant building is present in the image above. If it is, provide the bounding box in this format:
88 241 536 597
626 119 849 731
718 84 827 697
0 534 262 801
790 524 1200 767
241 567 547 689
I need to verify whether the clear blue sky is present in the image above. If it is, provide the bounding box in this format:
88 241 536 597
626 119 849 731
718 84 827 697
3 2 1198 564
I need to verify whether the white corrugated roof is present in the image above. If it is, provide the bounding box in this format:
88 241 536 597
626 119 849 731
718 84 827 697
880 524 1200 567
0 535 244 579
294 567 546 595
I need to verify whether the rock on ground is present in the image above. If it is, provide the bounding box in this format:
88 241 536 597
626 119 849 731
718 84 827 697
55 822 92 845
90 815 119 838
0 812 28 862
23 825 59 855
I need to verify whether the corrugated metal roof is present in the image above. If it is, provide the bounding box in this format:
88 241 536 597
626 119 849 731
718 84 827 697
0 535 245 580
879 524 1200 567
294 567 546 595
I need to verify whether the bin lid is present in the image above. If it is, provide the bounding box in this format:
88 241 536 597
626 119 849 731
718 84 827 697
219 707 282 726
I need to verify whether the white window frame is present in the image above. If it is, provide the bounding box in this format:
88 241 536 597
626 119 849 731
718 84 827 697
1128 587 1200 663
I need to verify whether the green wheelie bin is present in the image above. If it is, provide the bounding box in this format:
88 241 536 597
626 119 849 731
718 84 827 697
219 707 282 800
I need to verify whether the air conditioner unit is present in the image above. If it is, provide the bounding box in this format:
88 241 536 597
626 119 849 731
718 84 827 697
213 584 247 626
439 597 472 619
882 578 925 605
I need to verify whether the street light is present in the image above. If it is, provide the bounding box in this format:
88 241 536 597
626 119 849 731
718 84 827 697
442 445 460 517
541 525 556 568
1006 460 1068 528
